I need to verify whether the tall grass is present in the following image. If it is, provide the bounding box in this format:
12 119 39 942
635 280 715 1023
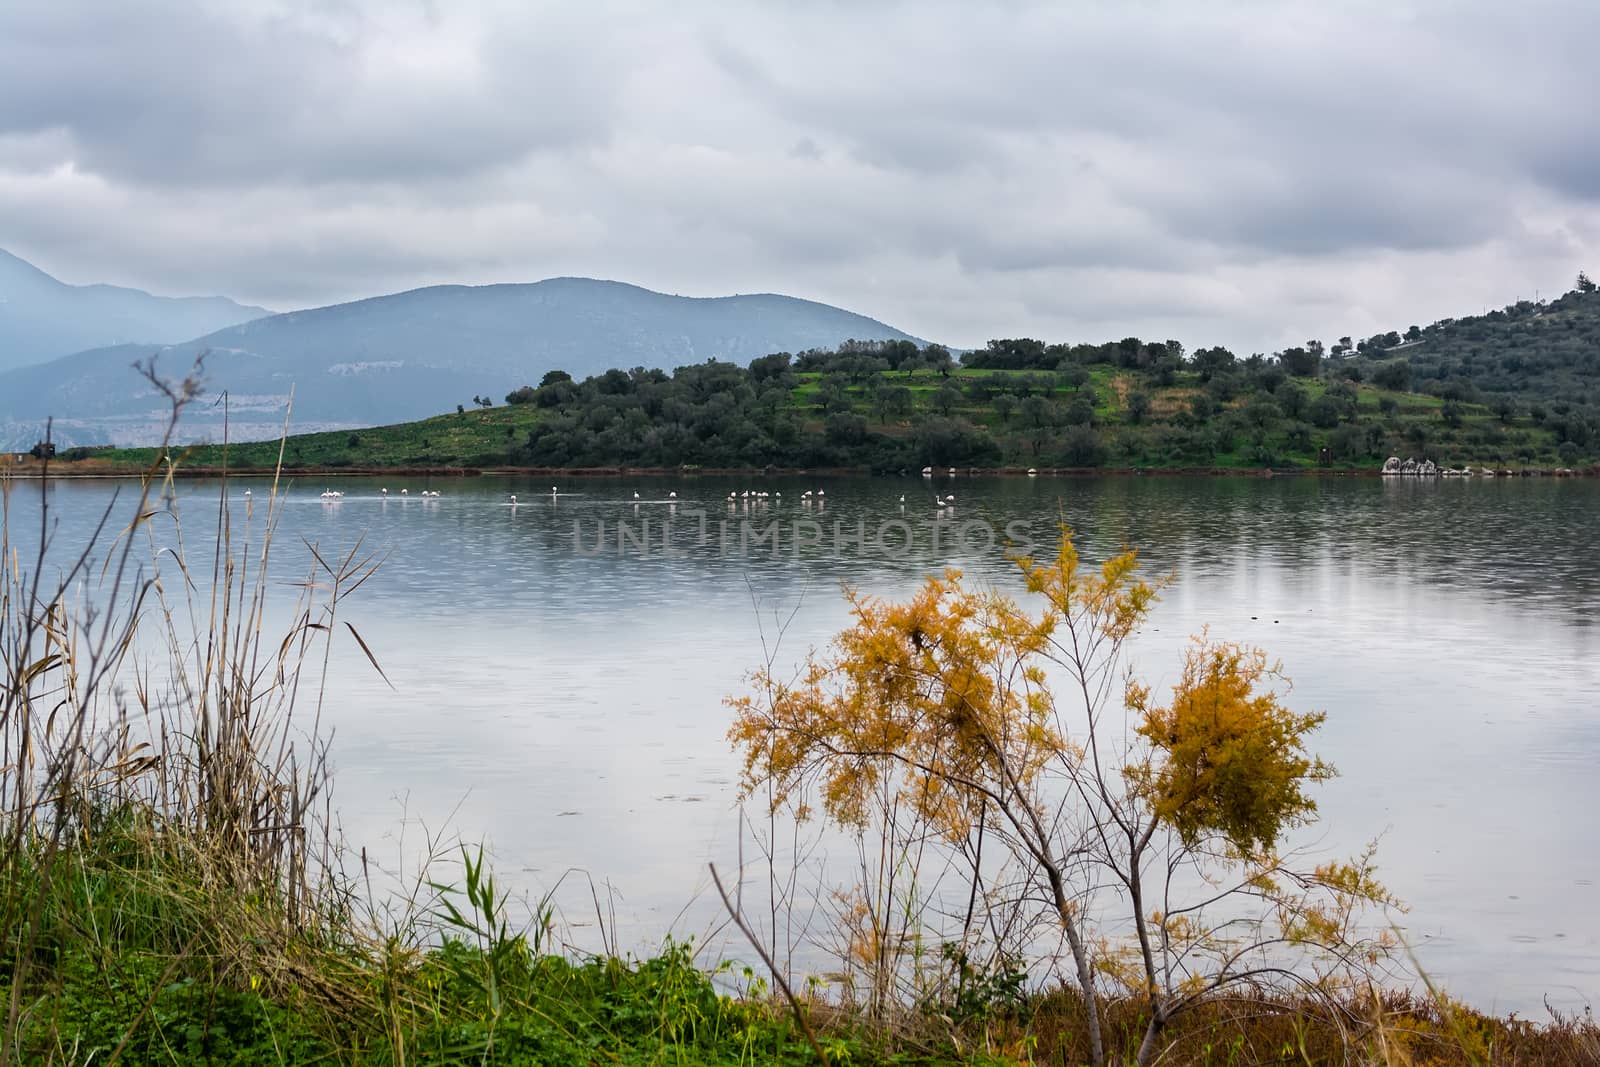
0 375 372 1060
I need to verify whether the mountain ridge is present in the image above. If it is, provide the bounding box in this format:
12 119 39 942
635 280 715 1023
0 274 929 448
0 247 271 372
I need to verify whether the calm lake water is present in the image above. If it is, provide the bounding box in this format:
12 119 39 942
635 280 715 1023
6 473 1598 1013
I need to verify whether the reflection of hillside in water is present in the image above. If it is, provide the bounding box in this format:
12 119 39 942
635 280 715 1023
1041 476 1600 626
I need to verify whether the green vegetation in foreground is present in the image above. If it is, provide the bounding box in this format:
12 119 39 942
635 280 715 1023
12 823 1597 1067
4 446 1597 1066
8 818 896 1065
65 279 1600 474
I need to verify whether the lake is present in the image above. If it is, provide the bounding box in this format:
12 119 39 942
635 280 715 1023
6 472 1597 1014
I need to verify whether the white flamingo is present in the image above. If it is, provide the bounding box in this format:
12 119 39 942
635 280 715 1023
510 495 518 505
634 491 641 500
668 491 677 499
401 488 408 496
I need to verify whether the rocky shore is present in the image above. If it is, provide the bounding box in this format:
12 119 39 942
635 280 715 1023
1380 456 1584 477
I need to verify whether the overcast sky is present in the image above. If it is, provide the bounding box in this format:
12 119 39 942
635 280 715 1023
2 0 1596 352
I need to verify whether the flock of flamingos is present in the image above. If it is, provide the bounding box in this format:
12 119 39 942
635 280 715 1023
281 485 964 509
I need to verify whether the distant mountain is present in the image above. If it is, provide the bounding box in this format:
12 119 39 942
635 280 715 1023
0 277 927 448
0 247 269 373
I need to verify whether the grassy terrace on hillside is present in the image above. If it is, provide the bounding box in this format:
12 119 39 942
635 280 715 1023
93 404 552 471
49 352 1593 475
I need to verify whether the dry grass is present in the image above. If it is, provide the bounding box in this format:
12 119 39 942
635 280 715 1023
1009 987 1598 1066
0 374 396 1061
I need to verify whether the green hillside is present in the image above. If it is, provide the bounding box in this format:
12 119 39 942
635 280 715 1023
1341 276 1600 458
71 331 1592 473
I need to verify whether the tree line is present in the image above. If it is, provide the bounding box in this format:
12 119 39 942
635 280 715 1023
483 301 1590 471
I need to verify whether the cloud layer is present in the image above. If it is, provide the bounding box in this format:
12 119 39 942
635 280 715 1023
2 0 1596 352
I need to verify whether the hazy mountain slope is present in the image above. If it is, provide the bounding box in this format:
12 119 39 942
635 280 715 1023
0 277 927 447
0 248 270 372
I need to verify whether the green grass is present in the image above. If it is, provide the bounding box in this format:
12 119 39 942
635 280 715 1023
9 818 1597 1066
3 815 1029 1066
94 405 550 471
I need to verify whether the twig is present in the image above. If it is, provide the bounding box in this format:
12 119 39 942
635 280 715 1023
708 862 829 1064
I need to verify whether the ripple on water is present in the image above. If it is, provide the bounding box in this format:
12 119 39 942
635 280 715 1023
11 474 1600 1013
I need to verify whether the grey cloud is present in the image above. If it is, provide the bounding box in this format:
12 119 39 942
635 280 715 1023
0 2 623 188
787 137 822 160
953 233 1205 276
1142 162 1513 258
0 0 1596 355
703 1 1598 257
1532 140 1600 202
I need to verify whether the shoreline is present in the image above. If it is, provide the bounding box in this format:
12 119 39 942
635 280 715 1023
5 461 1598 481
